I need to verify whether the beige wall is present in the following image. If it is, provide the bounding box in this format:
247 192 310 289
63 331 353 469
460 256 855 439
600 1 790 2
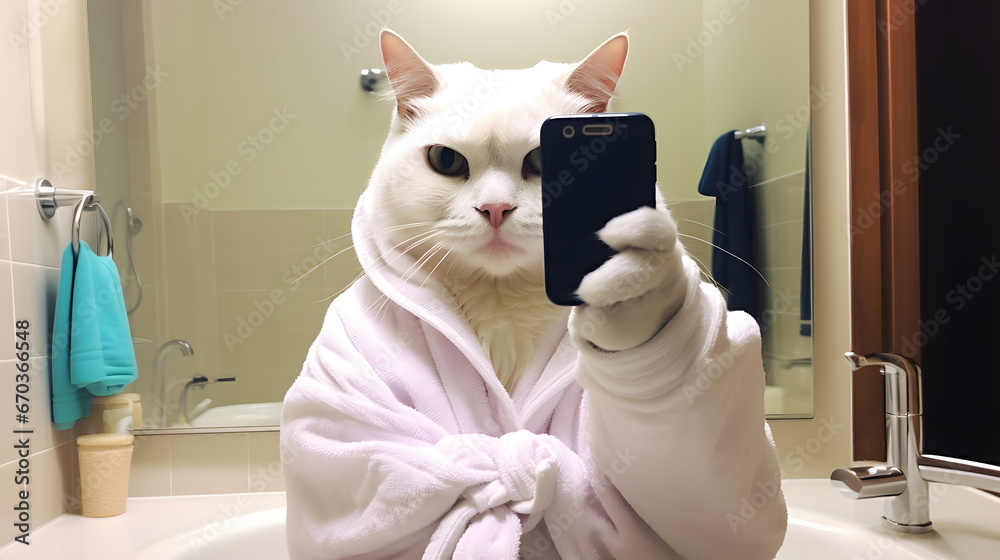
154 205 359 419
130 431 283 497
145 0 709 208
767 0 853 478
0 0 98 545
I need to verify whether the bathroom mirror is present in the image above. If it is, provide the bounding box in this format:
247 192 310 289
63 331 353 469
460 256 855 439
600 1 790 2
88 0 813 432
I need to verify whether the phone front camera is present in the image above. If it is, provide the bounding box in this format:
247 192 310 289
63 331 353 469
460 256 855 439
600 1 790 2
562 126 575 138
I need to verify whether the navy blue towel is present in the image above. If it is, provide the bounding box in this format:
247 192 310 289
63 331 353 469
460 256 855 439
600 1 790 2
800 126 812 336
697 131 761 323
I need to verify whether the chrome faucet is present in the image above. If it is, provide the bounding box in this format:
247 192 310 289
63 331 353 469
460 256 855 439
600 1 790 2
179 375 236 425
152 339 194 428
831 351 1000 534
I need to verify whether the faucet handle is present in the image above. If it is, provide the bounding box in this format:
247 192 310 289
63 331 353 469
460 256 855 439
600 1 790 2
831 466 907 499
845 352 923 416
844 352 920 376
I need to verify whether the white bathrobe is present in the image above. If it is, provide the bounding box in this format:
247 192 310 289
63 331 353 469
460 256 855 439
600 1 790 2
281 191 788 559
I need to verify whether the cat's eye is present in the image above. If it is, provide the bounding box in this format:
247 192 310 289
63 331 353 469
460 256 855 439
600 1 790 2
522 147 542 177
427 145 469 177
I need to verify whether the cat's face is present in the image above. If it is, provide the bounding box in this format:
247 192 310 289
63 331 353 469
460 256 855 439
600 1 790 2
369 31 627 282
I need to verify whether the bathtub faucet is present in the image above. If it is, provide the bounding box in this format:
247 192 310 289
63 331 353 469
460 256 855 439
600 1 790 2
152 339 194 428
180 375 237 425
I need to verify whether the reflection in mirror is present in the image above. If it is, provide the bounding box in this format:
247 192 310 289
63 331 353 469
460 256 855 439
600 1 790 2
88 0 812 431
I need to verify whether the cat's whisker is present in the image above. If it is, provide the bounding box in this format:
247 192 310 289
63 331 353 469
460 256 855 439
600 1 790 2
681 219 727 237
310 230 354 248
678 233 771 289
370 241 445 320
358 229 443 291
312 221 433 248
333 234 435 302
384 229 444 256
297 227 442 287
312 230 444 306
293 244 359 285
399 242 443 284
363 233 444 318
686 252 731 297
313 267 367 304
364 293 391 318
419 245 455 293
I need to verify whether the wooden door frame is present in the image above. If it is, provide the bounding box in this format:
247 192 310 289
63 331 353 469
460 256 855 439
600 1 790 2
846 0 921 461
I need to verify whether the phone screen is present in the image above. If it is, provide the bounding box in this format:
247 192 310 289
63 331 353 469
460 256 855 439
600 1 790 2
540 113 657 306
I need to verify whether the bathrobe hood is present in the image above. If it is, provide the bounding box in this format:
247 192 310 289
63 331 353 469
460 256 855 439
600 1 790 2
281 188 788 559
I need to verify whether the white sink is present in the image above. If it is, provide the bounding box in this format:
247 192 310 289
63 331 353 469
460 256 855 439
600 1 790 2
136 507 288 560
776 479 1000 559
4 480 998 559
189 402 282 428
140 480 999 559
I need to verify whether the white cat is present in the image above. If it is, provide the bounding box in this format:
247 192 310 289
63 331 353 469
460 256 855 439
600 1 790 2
280 30 786 560
370 30 688 392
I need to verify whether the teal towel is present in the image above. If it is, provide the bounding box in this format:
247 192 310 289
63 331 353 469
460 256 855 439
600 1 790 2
51 241 138 430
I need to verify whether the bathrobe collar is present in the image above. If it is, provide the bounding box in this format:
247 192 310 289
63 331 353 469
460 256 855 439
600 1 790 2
352 190 577 430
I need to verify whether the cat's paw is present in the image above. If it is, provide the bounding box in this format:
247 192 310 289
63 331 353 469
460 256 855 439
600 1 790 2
570 206 688 351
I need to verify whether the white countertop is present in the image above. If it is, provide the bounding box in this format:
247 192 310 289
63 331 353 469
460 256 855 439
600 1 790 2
0 492 285 559
4 481 1000 559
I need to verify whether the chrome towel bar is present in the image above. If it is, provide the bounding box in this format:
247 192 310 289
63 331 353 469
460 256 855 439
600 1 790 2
34 178 113 258
734 122 767 140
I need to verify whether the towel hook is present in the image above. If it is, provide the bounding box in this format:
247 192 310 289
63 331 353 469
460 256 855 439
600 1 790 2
72 194 114 259
360 68 388 93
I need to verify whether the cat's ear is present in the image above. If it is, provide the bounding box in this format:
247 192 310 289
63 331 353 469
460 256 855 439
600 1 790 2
565 33 629 113
380 29 439 122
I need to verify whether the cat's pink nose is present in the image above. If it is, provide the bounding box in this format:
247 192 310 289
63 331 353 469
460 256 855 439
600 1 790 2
477 203 514 229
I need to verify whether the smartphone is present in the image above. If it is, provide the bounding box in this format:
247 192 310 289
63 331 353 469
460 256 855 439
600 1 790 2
540 113 657 306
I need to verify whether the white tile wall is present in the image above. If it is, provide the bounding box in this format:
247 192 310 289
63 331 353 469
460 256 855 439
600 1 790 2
0 258 12 363
0 0 99 547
